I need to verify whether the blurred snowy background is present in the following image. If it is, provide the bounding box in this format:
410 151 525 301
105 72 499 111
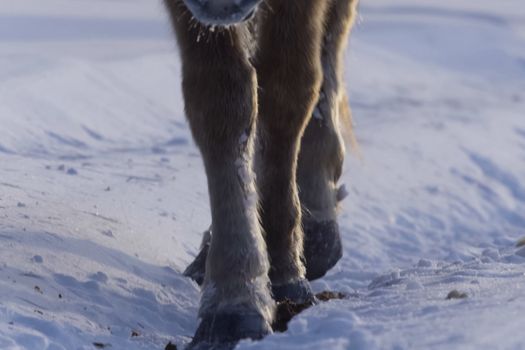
1 0 525 349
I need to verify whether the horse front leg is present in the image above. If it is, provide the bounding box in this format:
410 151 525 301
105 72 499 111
165 1 273 348
254 0 329 301
298 0 359 281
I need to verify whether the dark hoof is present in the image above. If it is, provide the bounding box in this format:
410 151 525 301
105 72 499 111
183 230 211 286
303 219 343 281
272 278 316 304
187 313 272 350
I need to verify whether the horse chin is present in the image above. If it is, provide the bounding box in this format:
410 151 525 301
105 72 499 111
182 0 259 27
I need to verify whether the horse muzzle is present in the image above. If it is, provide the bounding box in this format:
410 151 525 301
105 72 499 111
182 0 260 26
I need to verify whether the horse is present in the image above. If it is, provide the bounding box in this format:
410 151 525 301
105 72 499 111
164 0 358 348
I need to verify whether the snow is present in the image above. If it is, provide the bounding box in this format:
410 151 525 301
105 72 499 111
1 0 525 349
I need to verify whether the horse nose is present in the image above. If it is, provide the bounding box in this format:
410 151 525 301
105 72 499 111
204 0 249 17
183 0 260 25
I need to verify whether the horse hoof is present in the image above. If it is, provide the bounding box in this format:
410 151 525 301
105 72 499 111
271 278 316 304
186 312 272 350
183 230 211 286
183 247 207 286
303 219 343 281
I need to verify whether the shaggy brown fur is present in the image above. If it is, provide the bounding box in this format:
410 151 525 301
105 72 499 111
164 0 358 348
254 0 329 285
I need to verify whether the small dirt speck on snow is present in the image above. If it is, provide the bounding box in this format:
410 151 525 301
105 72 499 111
316 291 348 302
93 342 111 349
31 255 44 263
273 299 313 332
447 290 468 300
101 230 114 238
273 291 347 332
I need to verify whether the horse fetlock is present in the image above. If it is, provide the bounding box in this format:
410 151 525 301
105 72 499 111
268 255 306 288
271 278 316 304
200 274 275 320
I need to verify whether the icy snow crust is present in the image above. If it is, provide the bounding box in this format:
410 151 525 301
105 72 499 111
1 0 525 349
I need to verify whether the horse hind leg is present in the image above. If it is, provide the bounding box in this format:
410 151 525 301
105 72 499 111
297 0 359 281
254 0 329 301
164 1 273 347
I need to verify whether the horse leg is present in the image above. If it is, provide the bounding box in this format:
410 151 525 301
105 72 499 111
165 1 273 347
182 0 360 286
254 0 329 301
297 0 359 281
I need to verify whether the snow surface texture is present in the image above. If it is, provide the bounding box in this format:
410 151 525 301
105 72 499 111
1 0 525 349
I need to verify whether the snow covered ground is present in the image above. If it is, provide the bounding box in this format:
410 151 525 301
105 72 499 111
1 0 525 349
